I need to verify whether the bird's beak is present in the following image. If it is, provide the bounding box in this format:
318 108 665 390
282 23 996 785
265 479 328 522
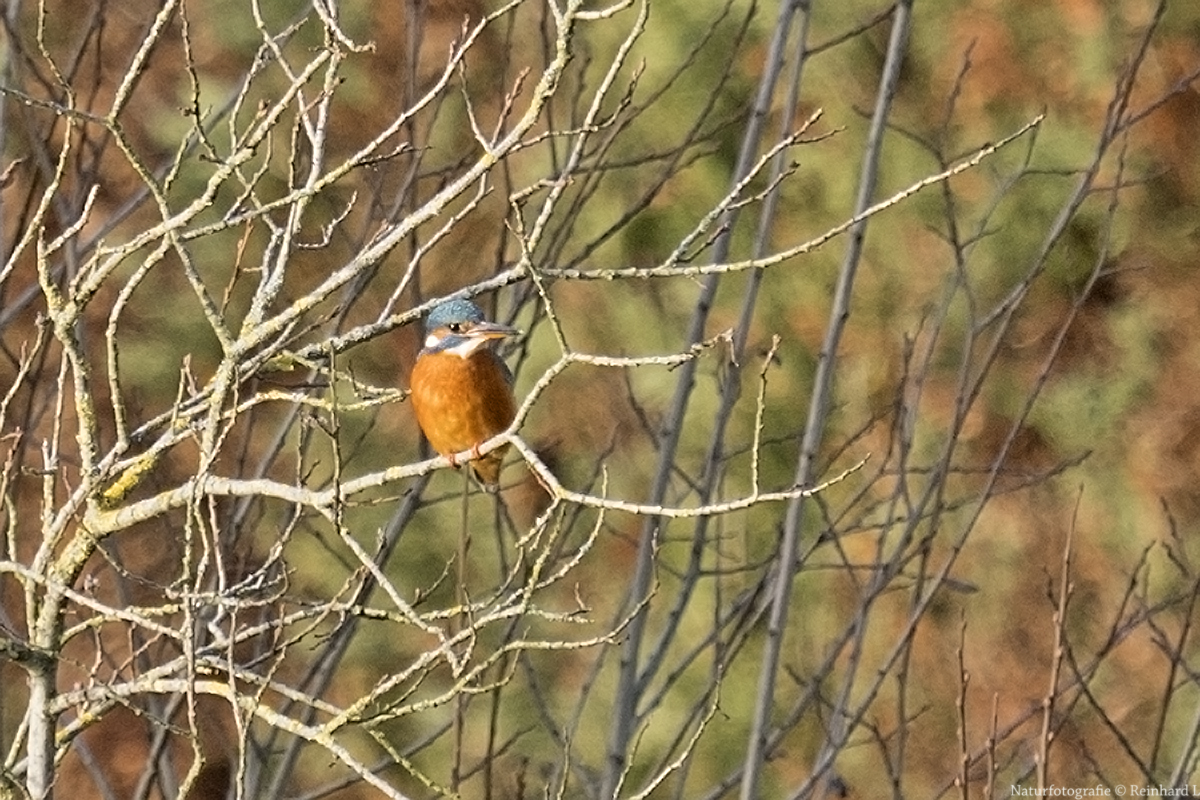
469 321 521 340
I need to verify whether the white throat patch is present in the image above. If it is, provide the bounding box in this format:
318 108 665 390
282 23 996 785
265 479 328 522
428 333 491 359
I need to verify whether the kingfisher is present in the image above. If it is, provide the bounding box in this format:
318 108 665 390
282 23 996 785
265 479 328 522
409 298 520 490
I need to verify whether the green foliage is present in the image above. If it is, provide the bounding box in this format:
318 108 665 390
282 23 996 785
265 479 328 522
2 0 1200 797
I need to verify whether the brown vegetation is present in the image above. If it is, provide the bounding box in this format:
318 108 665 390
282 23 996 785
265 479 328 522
0 1 1198 798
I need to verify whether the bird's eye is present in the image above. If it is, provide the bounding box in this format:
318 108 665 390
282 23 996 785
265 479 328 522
448 323 463 333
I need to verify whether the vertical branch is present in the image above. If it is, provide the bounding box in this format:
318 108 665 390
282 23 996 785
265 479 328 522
956 614 970 800
21 116 93 799
740 1 914 795
1037 499 1077 790
601 1 809 793
985 693 999 796
0 1 1194 798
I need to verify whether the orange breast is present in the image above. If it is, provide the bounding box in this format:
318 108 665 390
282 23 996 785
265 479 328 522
409 349 517 483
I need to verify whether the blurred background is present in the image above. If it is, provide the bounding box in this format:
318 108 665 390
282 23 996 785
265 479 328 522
0 0 1198 797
